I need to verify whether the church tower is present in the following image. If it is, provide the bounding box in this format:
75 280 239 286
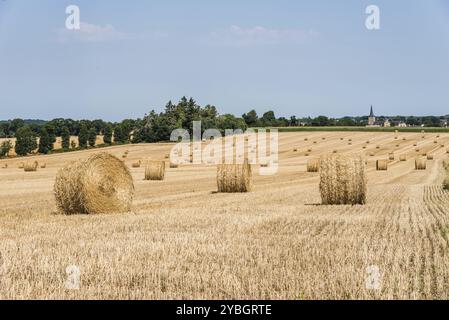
368 105 376 126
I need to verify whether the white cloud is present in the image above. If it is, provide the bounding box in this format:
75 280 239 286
208 25 319 46
57 22 132 43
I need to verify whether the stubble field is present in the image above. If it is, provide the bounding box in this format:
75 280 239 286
0 131 449 300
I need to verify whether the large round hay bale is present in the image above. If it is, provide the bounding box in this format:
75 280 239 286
169 162 179 169
40 163 46 169
376 160 388 171
54 152 134 215
415 159 427 170
24 161 38 172
319 153 366 205
399 155 407 162
444 159 449 171
427 154 434 160
307 159 319 172
388 153 395 161
217 160 252 193
18 162 24 169
144 160 166 181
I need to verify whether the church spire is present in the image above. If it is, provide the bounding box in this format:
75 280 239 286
369 105 374 117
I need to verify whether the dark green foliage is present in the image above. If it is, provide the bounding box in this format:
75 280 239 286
103 124 113 144
78 124 88 148
61 126 70 149
14 126 37 156
88 128 97 147
0 140 13 158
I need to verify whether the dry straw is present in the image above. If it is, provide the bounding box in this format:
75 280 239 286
376 160 388 171
217 160 252 193
389 153 395 161
399 155 407 161
54 152 134 215
40 163 46 169
427 154 434 160
24 161 38 172
1 163 7 169
169 162 179 169
144 160 166 181
415 159 427 170
18 162 24 169
319 153 366 205
131 160 141 168
307 159 319 172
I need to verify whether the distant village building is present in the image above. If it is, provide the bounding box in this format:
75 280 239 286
383 119 391 127
397 121 407 128
367 106 376 126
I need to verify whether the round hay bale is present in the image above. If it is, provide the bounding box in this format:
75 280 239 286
333 150 338 153
427 154 434 160
340 137 344 141
376 160 388 171
376 145 380 149
131 160 141 168
164 154 170 159
395 144 400 148
369 152 375 157
304 138 308 141
415 159 427 170
217 160 252 193
307 148 312 153
313 141 317 144
402 137 406 141
322 137 326 140
399 155 407 161
40 163 46 169
319 153 366 205
54 152 134 215
18 162 24 169
307 159 319 172
362 146 367 149
1 163 8 169
447 149 449 154
169 162 179 169
415 148 420 152
444 178 449 191
144 160 166 181
293 148 298 152
443 159 449 171
394 136 398 140
122 154 127 159
440 144 445 148
366 141 370 144
388 153 395 161
413 143 417 146
434 140 438 144
24 161 38 172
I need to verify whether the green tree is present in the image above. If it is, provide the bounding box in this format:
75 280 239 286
15 126 37 156
61 126 70 149
242 110 259 127
0 140 13 158
78 124 88 148
103 124 113 144
88 128 97 147
38 127 51 154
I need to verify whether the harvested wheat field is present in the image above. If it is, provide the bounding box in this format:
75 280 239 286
1 131 449 300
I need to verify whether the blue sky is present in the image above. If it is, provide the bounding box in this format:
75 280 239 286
0 0 449 121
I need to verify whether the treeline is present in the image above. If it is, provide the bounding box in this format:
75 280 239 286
1 97 448 158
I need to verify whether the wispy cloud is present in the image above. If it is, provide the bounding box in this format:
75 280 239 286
207 25 319 46
57 21 133 43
